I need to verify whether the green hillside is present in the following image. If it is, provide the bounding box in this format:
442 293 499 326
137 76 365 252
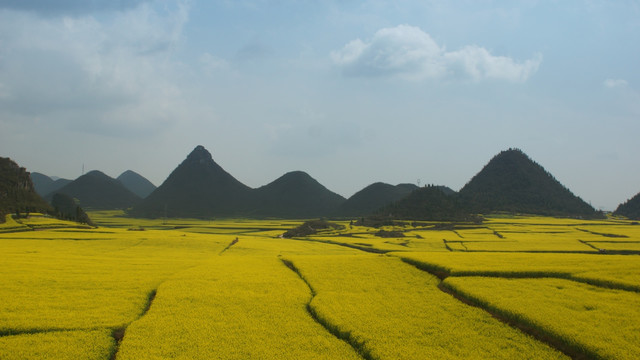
252 171 346 218
117 170 156 199
337 182 418 217
614 192 640 220
0 157 52 220
48 170 141 210
459 149 599 218
129 146 252 218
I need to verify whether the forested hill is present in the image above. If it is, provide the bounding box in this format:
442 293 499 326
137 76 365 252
47 170 141 210
0 157 52 220
336 182 418 217
129 145 253 218
458 149 599 218
30 172 71 197
614 192 640 220
377 185 476 222
117 170 156 198
251 171 346 218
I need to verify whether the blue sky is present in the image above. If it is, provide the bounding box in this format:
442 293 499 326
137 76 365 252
1 0 638 210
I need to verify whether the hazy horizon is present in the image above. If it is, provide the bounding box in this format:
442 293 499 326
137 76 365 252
1 1 638 211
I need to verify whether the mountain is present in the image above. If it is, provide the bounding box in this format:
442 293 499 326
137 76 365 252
31 172 72 197
117 170 156 198
377 185 475 222
458 148 598 217
614 192 640 220
129 145 252 218
47 170 141 210
336 182 418 217
0 157 52 220
51 193 94 226
251 171 346 218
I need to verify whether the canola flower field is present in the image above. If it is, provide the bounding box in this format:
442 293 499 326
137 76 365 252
0 212 638 359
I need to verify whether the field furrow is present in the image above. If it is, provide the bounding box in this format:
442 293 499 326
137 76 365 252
394 252 640 291
282 254 567 360
280 258 374 360
116 255 362 359
443 277 640 359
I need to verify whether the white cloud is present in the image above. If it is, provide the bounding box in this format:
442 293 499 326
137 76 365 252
603 78 628 88
444 46 542 82
332 24 542 82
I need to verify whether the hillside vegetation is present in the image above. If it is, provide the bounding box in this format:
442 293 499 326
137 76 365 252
336 182 418 217
0 157 52 220
459 149 598 217
117 170 156 199
46 170 141 210
30 172 71 197
614 192 640 220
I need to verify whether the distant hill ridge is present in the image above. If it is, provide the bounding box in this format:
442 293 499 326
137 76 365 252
251 171 346 218
117 170 156 198
22 146 609 220
31 172 72 197
336 182 418 217
129 146 603 220
46 170 141 210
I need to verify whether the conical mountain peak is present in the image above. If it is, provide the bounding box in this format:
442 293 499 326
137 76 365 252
85 170 110 179
186 145 213 163
129 145 251 218
459 148 596 217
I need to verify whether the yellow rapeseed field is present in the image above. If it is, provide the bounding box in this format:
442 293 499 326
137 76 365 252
117 255 361 359
0 330 114 360
393 252 640 291
282 254 566 359
0 228 229 334
443 276 640 359
1 213 639 359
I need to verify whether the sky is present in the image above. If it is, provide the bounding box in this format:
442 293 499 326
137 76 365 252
1 0 639 211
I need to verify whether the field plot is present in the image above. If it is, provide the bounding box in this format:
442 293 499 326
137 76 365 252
282 255 566 360
394 252 640 291
117 255 361 360
0 330 114 360
443 277 640 359
0 229 229 334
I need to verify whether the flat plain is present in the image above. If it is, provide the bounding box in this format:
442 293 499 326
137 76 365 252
0 212 638 359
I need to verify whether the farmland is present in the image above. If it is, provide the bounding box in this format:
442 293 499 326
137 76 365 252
0 213 638 359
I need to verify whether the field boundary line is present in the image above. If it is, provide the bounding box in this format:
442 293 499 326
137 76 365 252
285 236 389 253
398 257 640 292
109 288 158 360
279 257 376 360
0 326 112 338
218 237 239 255
397 258 585 360
440 280 598 360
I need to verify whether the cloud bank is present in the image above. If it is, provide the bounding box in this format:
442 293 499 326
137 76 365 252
0 1 191 136
332 25 542 82
0 0 150 16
